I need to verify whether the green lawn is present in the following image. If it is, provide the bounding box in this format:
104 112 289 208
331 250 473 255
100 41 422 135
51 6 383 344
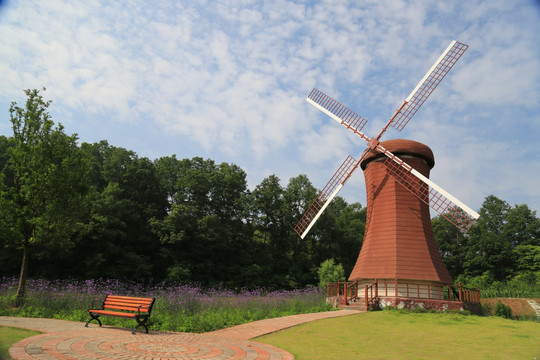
256 310 540 360
0 326 41 360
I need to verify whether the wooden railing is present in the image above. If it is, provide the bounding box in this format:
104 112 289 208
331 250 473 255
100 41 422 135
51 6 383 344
327 280 481 307
345 281 358 305
365 281 378 308
327 280 358 306
444 283 481 303
366 279 480 303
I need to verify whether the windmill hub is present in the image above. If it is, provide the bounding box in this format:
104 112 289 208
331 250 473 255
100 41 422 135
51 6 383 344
367 138 380 149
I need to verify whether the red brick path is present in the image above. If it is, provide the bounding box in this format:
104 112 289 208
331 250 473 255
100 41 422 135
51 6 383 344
1 310 361 359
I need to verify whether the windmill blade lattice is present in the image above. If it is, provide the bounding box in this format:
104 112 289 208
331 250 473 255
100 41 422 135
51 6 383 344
391 41 469 131
295 155 360 238
382 155 478 232
307 89 369 136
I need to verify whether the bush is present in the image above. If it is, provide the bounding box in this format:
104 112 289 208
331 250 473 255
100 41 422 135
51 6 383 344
494 301 512 319
481 302 493 316
317 259 345 291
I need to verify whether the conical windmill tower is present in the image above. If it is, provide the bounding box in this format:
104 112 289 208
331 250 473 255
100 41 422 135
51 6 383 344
296 41 480 310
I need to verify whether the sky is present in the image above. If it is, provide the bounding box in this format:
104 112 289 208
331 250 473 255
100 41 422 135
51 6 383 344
1 0 539 217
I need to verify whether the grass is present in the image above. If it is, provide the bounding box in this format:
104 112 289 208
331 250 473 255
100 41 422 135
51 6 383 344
256 310 540 360
0 326 41 360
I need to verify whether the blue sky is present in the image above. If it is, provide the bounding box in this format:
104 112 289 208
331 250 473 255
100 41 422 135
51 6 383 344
1 0 539 215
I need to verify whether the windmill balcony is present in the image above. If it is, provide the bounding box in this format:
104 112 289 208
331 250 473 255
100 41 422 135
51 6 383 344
327 279 481 313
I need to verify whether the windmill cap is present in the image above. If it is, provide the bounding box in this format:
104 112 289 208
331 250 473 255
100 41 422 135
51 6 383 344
360 139 435 170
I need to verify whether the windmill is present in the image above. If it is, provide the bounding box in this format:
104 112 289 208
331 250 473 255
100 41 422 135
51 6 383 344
295 40 479 239
295 41 481 310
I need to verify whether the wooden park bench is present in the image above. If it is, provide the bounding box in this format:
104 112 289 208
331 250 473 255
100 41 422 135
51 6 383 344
85 295 155 334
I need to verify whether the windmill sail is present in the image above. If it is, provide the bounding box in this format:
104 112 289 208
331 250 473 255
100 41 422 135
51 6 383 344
295 155 360 238
381 155 479 232
390 41 469 131
307 89 369 137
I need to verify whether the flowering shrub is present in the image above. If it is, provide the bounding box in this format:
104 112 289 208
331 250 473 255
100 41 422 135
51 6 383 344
0 277 332 332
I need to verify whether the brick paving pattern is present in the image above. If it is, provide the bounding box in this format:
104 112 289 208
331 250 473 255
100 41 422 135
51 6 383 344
1 310 361 359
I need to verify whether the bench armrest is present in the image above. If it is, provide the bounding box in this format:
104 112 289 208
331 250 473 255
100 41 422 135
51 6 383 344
137 298 155 315
90 299 104 309
137 304 145 315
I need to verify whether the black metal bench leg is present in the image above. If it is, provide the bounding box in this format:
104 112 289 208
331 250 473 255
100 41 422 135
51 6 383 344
85 314 102 328
132 324 148 334
133 316 149 334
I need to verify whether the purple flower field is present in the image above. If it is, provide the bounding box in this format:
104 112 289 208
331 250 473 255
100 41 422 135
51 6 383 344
0 277 332 332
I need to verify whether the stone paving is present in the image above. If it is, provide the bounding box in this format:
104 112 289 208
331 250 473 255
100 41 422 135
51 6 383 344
526 300 540 321
1 309 361 359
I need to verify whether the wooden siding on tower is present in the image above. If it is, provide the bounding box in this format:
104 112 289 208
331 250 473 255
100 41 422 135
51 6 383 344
348 139 453 284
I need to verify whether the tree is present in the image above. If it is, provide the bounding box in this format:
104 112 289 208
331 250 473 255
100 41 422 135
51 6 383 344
249 175 292 288
503 204 540 248
318 197 365 276
432 214 467 279
317 258 345 290
62 142 168 281
0 89 89 305
462 195 513 280
151 156 252 287
438 195 540 284
514 244 540 274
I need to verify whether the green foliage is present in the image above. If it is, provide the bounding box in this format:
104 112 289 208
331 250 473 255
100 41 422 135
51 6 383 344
481 302 493 316
435 195 539 290
3 88 89 248
317 259 345 291
494 301 512 319
1 88 90 304
459 272 540 298
514 244 540 272
432 215 466 279
74 142 166 280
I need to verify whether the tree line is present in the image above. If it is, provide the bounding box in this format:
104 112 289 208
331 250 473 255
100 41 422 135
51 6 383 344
0 89 538 298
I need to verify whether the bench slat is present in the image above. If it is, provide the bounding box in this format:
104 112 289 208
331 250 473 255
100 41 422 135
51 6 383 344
103 305 149 312
105 300 152 306
107 295 152 302
105 300 151 305
104 303 151 310
104 300 151 307
89 310 137 318
107 295 153 302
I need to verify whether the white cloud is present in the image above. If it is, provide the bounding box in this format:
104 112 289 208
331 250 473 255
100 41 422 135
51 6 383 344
455 43 540 107
0 0 539 215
